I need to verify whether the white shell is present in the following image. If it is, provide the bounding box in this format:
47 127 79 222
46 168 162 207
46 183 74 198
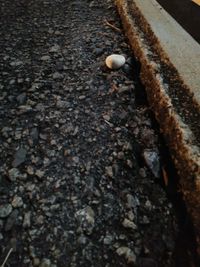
105 54 126 70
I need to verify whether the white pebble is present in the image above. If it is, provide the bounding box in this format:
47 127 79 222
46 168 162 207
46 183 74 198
105 54 126 70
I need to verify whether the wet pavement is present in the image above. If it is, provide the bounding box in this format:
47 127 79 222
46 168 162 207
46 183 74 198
157 0 200 44
0 0 180 266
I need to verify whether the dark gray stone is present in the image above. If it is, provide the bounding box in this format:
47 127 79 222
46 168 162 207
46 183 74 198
0 204 13 218
12 148 27 167
122 63 133 75
16 93 27 104
143 150 160 178
30 127 39 142
8 168 20 181
5 210 19 231
94 47 104 57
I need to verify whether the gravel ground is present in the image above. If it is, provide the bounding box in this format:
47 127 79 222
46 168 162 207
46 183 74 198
0 0 177 266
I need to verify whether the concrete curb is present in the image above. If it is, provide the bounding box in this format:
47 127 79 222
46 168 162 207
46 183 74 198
115 0 200 252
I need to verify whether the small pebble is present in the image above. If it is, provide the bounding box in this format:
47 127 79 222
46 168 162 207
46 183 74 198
116 246 136 264
105 54 125 70
122 218 137 230
11 196 23 208
0 204 13 218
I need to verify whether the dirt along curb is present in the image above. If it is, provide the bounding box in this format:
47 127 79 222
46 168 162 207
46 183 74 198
115 0 200 254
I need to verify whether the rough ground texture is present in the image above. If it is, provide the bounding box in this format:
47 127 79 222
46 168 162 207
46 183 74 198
0 0 177 266
115 0 200 262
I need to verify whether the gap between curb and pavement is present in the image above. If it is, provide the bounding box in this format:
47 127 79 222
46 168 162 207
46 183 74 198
115 0 200 254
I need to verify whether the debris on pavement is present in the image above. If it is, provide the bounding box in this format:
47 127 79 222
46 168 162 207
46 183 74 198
105 54 126 69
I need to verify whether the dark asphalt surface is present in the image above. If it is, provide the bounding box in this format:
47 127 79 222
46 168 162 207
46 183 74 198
0 0 178 266
157 0 200 44
1 0 199 266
